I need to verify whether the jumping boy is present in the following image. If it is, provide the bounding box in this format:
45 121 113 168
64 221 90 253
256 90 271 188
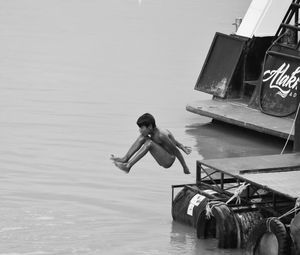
111 113 191 174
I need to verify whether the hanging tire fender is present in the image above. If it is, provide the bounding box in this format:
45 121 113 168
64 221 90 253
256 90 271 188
246 217 291 255
290 212 300 255
196 201 238 249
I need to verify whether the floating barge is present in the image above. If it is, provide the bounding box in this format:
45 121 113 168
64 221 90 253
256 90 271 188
172 153 300 253
173 0 300 253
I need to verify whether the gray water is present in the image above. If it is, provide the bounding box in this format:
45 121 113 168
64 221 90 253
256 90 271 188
0 1 291 254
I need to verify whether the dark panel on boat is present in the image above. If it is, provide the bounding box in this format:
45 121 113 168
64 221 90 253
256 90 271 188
260 45 300 116
245 36 273 81
195 32 247 98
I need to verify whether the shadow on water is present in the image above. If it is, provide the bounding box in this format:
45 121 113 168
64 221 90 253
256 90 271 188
186 119 293 160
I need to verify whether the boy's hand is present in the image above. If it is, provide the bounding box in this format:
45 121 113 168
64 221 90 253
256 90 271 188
183 167 191 174
182 146 192 155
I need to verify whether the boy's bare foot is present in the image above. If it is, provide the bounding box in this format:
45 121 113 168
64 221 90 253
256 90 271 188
110 154 126 163
114 161 130 173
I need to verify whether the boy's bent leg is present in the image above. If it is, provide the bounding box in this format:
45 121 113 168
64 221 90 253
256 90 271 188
129 139 175 168
147 140 175 168
114 137 152 173
112 135 147 163
114 139 174 172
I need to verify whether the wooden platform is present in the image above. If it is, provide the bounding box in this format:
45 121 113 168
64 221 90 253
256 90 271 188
199 153 300 199
186 99 294 140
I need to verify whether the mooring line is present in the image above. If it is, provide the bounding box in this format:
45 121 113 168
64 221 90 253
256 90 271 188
278 197 300 220
205 182 249 218
281 102 300 154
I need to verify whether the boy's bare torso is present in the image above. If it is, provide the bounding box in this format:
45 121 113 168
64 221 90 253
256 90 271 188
149 128 173 155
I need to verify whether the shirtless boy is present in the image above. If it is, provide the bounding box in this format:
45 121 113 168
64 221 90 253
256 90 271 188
111 113 191 174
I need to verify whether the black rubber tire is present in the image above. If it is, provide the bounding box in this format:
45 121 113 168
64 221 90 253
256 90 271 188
246 217 291 255
290 212 300 255
196 200 220 239
191 196 209 228
196 201 238 249
234 210 263 248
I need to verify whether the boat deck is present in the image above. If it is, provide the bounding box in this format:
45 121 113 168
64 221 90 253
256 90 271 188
198 153 300 199
186 99 294 140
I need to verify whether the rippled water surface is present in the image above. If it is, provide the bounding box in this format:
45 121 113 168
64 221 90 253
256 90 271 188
0 1 291 254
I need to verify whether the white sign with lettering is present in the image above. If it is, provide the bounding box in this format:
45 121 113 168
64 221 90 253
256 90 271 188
263 62 299 98
187 194 206 216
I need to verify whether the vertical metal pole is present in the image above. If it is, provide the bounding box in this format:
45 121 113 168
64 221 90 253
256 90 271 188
171 186 174 217
196 161 201 185
172 187 174 202
221 173 224 190
295 5 299 42
247 186 250 200
273 193 277 212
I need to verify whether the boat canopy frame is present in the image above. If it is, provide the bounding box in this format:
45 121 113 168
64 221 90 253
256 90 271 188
275 0 300 50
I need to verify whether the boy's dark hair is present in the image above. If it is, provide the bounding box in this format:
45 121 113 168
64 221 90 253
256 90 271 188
136 113 156 128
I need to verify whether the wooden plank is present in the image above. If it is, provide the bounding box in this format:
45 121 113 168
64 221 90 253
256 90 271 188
186 99 294 140
244 171 300 198
199 153 300 175
240 166 300 174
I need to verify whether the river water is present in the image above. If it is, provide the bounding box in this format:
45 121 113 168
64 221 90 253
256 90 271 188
0 1 293 254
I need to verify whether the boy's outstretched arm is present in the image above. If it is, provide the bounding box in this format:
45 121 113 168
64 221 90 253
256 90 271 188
167 132 192 155
160 135 190 174
177 143 192 155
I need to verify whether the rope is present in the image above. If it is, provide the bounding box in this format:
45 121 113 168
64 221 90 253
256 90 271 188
281 102 300 154
205 202 216 219
205 201 225 219
205 182 250 219
260 198 300 232
266 217 277 232
225 182 250 205
278 197 300 220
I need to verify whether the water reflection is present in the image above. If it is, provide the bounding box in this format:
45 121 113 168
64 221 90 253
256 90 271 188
170 221 244 255
170 221 199 253
186 120 293 159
